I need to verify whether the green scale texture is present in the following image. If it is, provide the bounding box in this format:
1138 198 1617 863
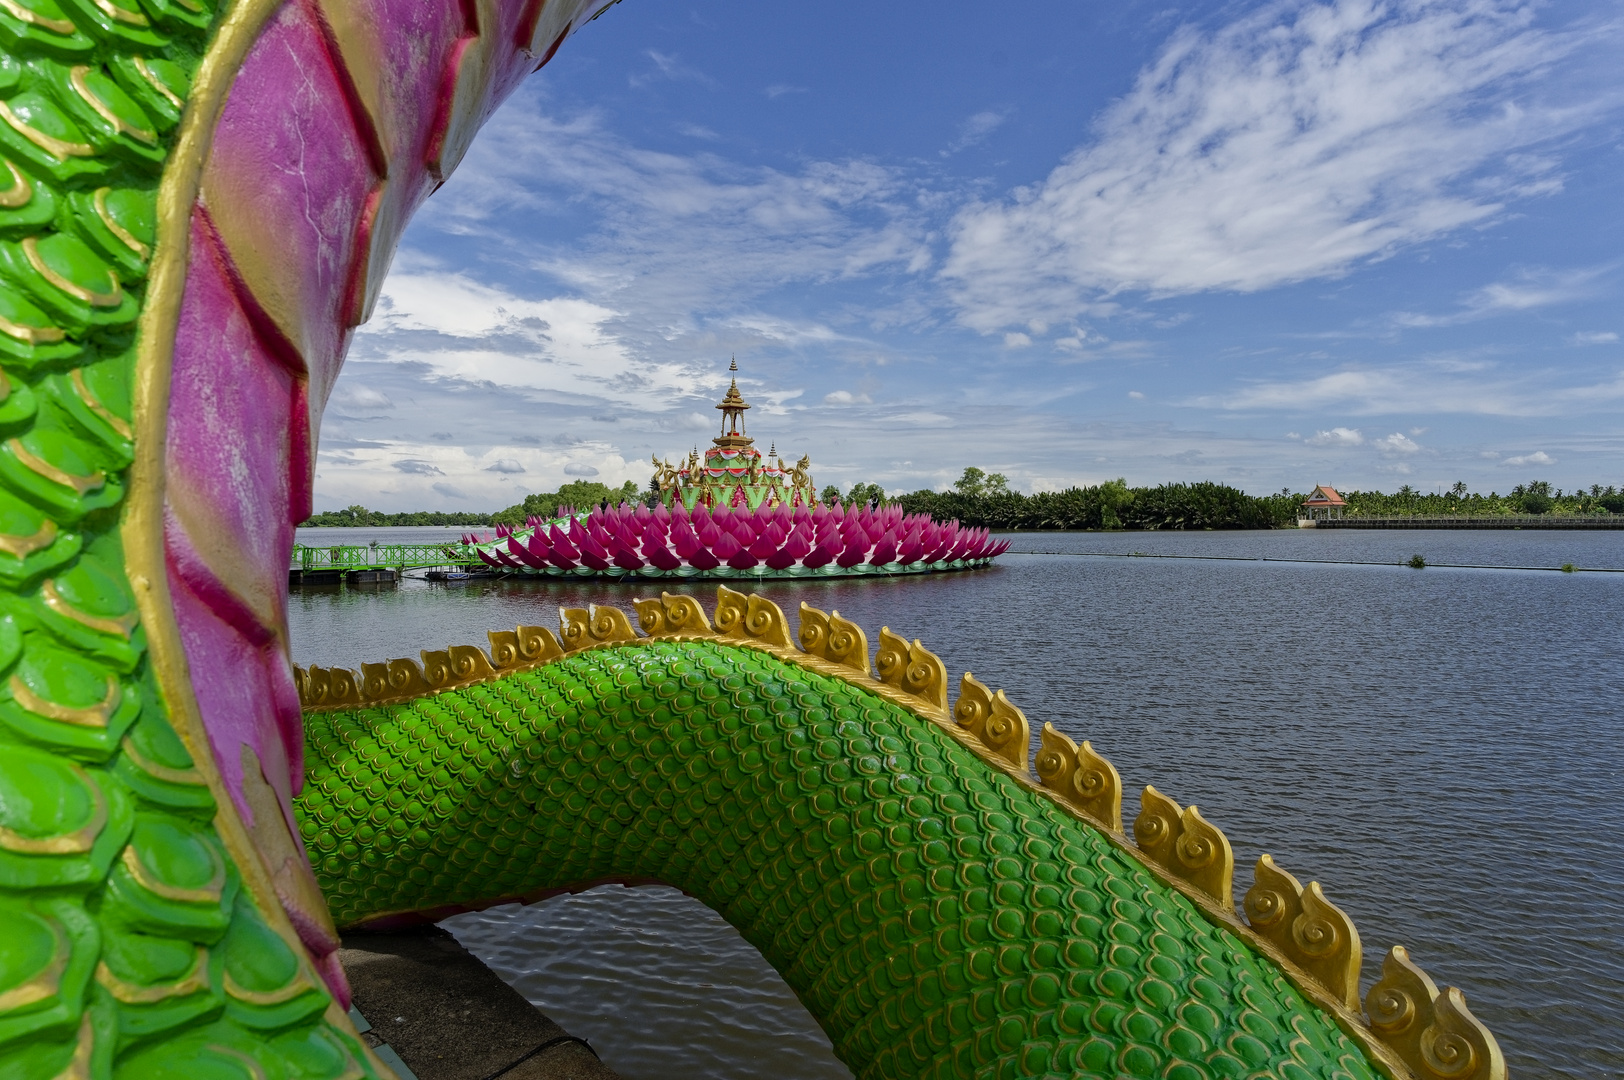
298 641 1383 1080
0 2 384 1077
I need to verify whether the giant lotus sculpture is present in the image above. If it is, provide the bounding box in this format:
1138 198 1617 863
0 0 1504 1078
463 367 1010 579
465 501 1008 578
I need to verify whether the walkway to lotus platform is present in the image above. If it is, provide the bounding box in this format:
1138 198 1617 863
290 544 477 585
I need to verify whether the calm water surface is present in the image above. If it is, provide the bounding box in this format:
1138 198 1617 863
290 528 1624 1080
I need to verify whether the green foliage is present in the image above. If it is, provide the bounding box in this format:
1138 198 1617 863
1516 480 1552 514
838 482 894 509
898 477 1290 530
897 469 1624 531
951 466 1011 498
1338 480 1618 518
1408 554 1427 569
300 480 645 527
492 479 642 524
303 475 1624 529
300 505 495 527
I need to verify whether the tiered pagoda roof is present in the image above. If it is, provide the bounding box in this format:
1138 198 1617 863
652 360 817 510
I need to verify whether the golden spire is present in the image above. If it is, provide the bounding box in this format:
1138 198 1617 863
713 358 753 449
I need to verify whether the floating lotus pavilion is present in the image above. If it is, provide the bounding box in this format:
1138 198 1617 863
460 362 1008 579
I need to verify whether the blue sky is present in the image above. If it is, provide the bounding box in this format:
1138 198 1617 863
317 0 1624 511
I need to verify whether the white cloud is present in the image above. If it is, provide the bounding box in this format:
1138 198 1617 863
393 459 444 475
946 109 1011 154
1373 432 1421 454
356 271 710 407
1306 427 1364 447
1128 391 1145 400
431 482 467 500
1003 332 1032 349
1569 331 1619 345
485 458 526 473
1501 450 1555 466
563 462 600 476
823 390 872 405
764 84 807 99
408 100 935 360
630 50 716 89
329 384 393 416
942 0 1583 331
1393 265 1613 327
1204 365 1624 417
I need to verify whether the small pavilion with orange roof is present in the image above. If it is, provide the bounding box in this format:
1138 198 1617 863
1300 485 1347 521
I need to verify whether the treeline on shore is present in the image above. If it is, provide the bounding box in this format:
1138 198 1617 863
894 472 1293 530
301 472 1623 531
891 473 1624 531
300 480 643 527
1331 481 1623 518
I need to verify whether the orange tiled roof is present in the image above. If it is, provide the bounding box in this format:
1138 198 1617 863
1302 485 1346 506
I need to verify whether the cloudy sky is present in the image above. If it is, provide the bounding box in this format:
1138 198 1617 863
319 0 1624 511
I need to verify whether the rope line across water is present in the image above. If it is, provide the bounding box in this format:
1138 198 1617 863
1005 550 1623 572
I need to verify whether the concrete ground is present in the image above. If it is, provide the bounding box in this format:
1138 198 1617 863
339 926 622 1080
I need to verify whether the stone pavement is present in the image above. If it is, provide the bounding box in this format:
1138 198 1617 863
340 926 622 1080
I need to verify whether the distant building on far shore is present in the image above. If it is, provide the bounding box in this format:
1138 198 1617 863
1300 485 1347 522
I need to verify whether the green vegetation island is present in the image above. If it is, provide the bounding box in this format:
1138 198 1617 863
299 473 1624 530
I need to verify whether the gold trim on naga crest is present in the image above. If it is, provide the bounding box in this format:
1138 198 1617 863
42 578 138 638
92 187 151 260
96 947 211 1003
0 156 32 208
0 0 77 34
0 100 94 160
0 917 68 1010
7 437 107 494
120 841 227 904
132 56 185 109
22 236 124 307
0 309 66 345
0 518 59 559
0 762 107 853
119 735 204 786
69 366 135 439
70 67 157 145
8 672 120 728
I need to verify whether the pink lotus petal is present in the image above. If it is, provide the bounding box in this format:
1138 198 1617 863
747 530 779 561
548 523 581 562
836 534 870 568
644 540 682 570
670 520 703 560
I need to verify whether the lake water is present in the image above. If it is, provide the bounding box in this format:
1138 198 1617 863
290 527 1624 1080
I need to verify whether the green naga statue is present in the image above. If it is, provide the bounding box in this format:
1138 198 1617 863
0 0 1505 1077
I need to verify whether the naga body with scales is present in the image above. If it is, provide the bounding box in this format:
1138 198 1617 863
0 0 1506 1077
